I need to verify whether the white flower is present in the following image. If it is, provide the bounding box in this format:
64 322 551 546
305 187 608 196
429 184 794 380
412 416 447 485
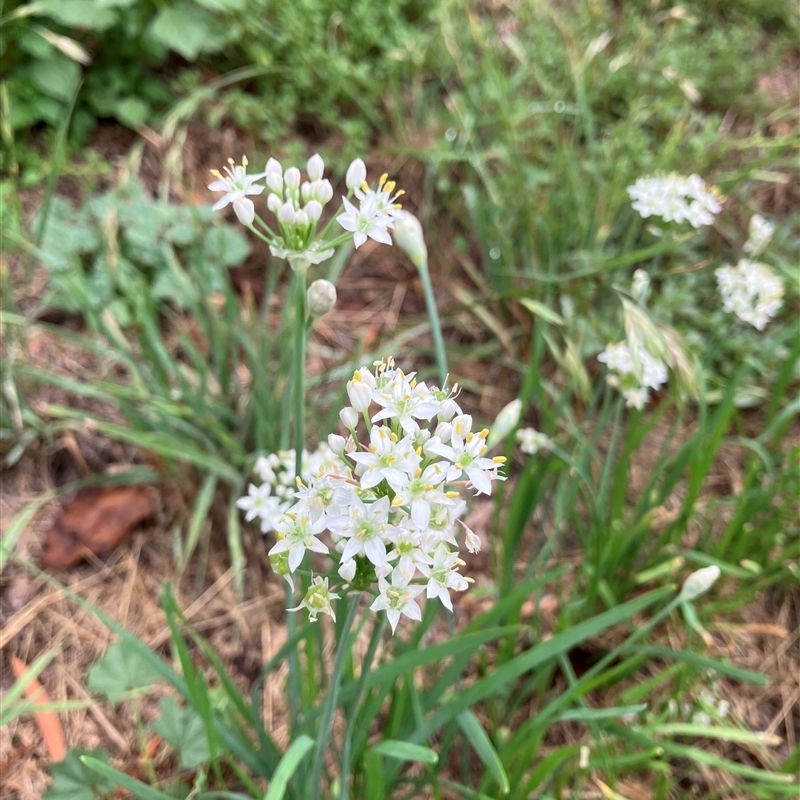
715 259 784 330
627 174 721 228
516 427 552 455
382 464 449 530
208 157 265 225
339 406 359 430
370 370 441 434
743 214 774 257
346 367 376 412
307 153 325 182
337 194 394 248
269 506 329 572
417 544 469 612
426 415 504 495
289 576 339 621
327 495 393 569
597 341 668 409
369 569 425 633
349 425 419 489
680 565 721 601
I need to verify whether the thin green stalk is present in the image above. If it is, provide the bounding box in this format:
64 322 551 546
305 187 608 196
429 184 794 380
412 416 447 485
286 268 308 736
308 595 361 798
416 255 448 386
340 615 387 800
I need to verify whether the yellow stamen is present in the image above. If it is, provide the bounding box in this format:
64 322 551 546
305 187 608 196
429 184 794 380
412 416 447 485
395 189 405 197
480 445 488 456
392 496 404 506
466 432 474 443
480 428 489 439
415 446 422 456
228 157 235 165
210 169 222 178
493 456 507 464
242 155 248 166
369 444 377 453
446 490 460 498
389 432 398 443
414 468 422 479
361 181 370 193
379 173 388 186
384 180 396 193
353 370 362 382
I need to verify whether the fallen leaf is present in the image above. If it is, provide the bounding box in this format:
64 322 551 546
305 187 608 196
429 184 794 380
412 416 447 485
41 485 158 570
11 656 66 761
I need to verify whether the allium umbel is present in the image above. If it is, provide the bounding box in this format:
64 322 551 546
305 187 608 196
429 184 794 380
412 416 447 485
627 173 722 228
238 358 508 633
715 259 784 330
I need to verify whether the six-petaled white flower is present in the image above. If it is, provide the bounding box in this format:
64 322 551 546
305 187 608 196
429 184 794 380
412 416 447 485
208 157 265 225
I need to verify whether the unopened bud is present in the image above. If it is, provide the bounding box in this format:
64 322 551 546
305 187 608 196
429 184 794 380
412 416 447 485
347 376 373 412
294 209 309 228
266 158 282 176
346 158 367 191
301 182 313 203
266 171 283 193
392 211 428 269
488 398 522 448
315 179 333 204
680 565 721 601
284 166 301 191
267 193 282 213
307 153 325 182
278 202 295 224
327 433 346 455
339 559 357 582
307 279 337 318
305 200 323 223
339 406 358 430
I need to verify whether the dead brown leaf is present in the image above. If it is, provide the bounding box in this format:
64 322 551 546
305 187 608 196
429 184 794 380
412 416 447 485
41 485 158 570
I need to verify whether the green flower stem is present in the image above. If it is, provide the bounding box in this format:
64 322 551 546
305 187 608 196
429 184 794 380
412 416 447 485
340 615 386 800
292 269 307 481
308 595 362 798
416 254 448 386
286 268 308 734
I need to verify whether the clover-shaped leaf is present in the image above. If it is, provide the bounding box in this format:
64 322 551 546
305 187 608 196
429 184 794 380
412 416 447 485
86 641 162 703
152 697 210 769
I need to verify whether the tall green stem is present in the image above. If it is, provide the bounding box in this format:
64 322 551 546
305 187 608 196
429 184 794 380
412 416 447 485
308 595 361 797
417 255 448 386
286 268 308 735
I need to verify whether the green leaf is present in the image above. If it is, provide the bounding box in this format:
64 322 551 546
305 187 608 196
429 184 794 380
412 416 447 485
370 740 439 764
80 756 177 799
456 711 510 794
44 748 113 800
148 5 216 61
519 297 565 326
38 0 118 30
263 735 315 800
86 640 163 702
152 697 210 769
29 56 81 102
204 225 252 267
114 96 150 129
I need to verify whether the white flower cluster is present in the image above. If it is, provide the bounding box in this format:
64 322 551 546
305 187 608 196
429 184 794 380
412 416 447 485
208 154 403 272
743 214 774 257
239 358 507 632
627 173 722 228
237 443 346 534
516 428 552 455
715 259 784 330
598 341 668 409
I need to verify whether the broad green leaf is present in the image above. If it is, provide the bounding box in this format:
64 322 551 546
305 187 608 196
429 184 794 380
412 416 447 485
29 56 81 102
86 640 163 702
263 735 314 800
114 96 150 128
152 697 210 768
457 711 509 794
38 0 118 30
148 5 216 61
204 225 251 267
370 740 438 764
43 748 113 800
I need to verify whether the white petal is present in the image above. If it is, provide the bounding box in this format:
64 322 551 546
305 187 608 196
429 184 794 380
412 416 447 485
234 197 255 225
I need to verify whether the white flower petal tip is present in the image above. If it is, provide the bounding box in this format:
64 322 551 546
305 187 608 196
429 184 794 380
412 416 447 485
680 565 721 602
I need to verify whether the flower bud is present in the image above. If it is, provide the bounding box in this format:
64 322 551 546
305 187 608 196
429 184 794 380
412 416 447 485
267 193 282 213
680 565 721 601
266 157 282 177
438 398 460 422
346 158 366 191
315 179 333 205
284 166 301 191
278 202 295 224
301 182 313 203
327 433 346 455
307 153 325 182
294 209 309 228
266 171 283 193
339 559 356 582
307 279 337 318
434 421 453 442
339 406 358 430
305 200 323 223
631 269 651 305
347 372 373 412
488 398 522 448
270 551 294 588
392 211 428 269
